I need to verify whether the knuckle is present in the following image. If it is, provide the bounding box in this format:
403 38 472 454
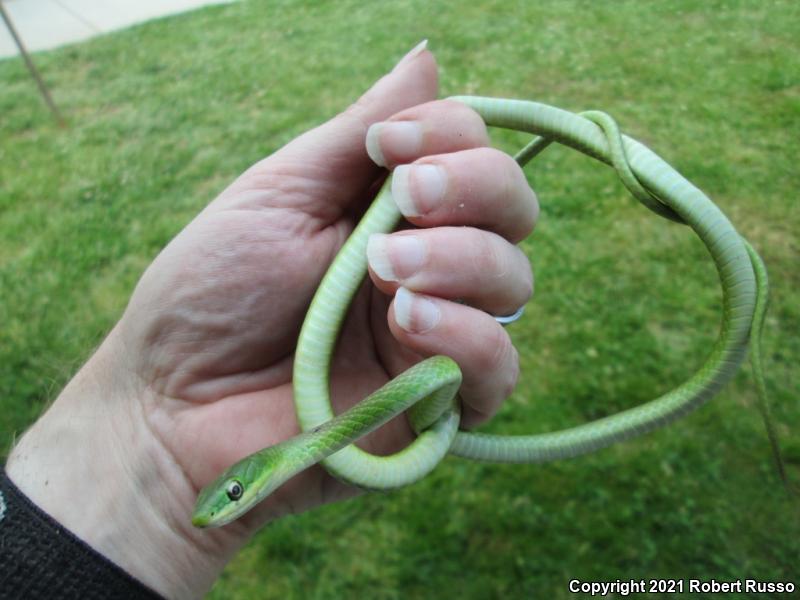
504 162 538 241
440 98 487 123
482 325 514 375
341 98 372 133
517 186 539 240
438 100 490 145
475 146 514 168
502 344 521 399
529 187 540 229
471 231 507 280
481 329 519 405
515 246 535 303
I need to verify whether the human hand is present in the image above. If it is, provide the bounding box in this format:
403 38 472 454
7 42 537 599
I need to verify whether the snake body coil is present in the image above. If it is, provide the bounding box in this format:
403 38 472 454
192 97 775 528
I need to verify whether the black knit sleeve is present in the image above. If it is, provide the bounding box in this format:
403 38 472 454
0 466 165 599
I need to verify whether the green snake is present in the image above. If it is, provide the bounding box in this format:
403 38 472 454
192 96 781 528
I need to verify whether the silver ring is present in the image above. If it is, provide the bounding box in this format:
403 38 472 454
494 306 525 325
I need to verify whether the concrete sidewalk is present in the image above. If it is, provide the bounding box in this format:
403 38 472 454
1 0 235 59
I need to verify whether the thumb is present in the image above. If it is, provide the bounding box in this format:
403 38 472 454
250 41 439 214
337 39 438 132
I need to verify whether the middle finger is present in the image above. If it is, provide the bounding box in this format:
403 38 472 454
391 147 539 243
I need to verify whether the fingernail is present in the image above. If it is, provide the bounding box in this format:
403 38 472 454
367 233 427 281
366 121 423 167
394 287 440 333
393 39 428 71
392 163 447 217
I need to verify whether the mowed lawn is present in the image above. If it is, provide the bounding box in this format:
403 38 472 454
1 1 798 598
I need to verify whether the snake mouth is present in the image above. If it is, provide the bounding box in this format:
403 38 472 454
191 501 244 529
191 511 211 528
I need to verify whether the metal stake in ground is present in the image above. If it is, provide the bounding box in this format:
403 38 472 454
0 1 65 126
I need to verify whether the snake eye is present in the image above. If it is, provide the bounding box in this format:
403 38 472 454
226 479 244 501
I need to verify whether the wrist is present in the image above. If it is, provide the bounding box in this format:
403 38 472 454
6 326 245 599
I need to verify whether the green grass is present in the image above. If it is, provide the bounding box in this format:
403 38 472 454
2 0 798 597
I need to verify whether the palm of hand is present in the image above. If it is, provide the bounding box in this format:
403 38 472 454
116 136 417 523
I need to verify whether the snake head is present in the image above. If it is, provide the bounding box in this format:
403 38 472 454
192 474 247 528
192 449 284 528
